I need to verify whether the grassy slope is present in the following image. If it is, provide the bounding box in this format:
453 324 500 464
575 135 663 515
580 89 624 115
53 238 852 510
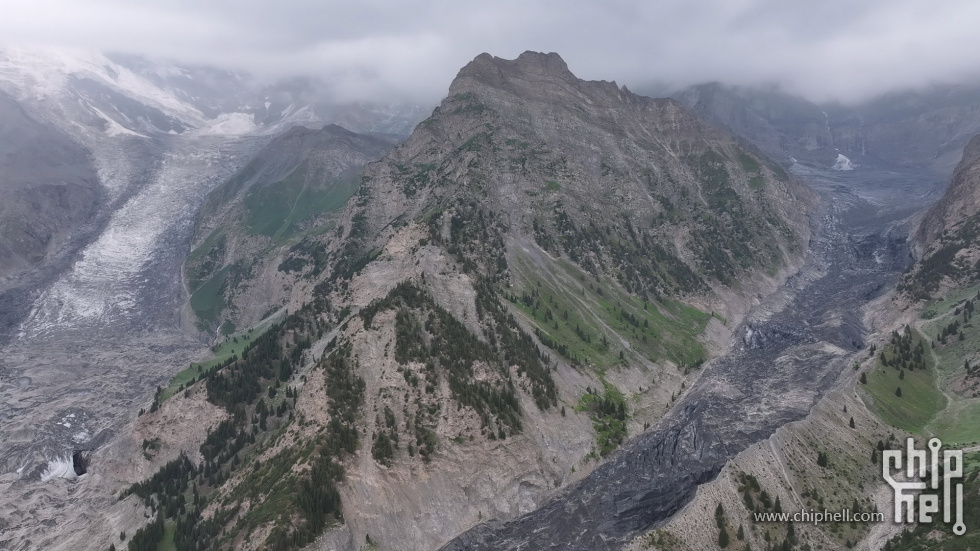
242 165 360 243
161 311 284 402
507 250 708 370
866 287 980 550
863 331 945 434
185 166 359 327
922 286 980 445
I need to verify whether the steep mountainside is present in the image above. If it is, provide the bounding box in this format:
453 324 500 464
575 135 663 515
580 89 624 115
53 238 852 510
0 46 429 551
0 91 100 284
110 51 817 551
637 136 980 551
184 124 396 334
899 134 980 299
675 83 980 175
341 52 813 303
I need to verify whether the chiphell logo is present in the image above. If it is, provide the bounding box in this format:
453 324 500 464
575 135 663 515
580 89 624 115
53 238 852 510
882 437 965 535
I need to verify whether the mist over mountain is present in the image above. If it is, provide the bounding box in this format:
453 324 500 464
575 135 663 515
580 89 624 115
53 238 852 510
674 82 980 176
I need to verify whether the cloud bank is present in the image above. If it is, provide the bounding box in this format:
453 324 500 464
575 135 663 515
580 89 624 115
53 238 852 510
2 0 978 103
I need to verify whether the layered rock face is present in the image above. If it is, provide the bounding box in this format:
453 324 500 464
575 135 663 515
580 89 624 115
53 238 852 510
900 134 980 299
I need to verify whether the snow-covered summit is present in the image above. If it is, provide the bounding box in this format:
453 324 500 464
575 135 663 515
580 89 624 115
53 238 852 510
0 46 210 133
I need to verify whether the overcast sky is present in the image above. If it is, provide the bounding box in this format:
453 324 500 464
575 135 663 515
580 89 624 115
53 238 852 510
2 0 979 104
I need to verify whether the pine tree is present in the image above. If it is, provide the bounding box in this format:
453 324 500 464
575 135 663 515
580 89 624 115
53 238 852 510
718 528 730 549
896 386 903 397
859 372 867 384
849 417 856 428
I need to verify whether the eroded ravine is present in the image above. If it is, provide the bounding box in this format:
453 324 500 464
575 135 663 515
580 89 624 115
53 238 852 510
440 167 935 550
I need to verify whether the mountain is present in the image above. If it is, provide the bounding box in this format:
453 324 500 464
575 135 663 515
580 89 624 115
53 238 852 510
674 82 980 176
0 46 426 338
0 46 428 551
111 51 816 551
899 134 980 299
0 90 100 283
620 112 980 551
184 123 397 335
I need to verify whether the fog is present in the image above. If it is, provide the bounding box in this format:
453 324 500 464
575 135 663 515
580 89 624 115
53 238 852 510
3 0 978 103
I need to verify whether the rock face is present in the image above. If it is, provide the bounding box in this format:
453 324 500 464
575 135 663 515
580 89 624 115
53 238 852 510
345 52 813 302
184 124 396 334
0 92 100 277
675 82 980 176
899 134 980 299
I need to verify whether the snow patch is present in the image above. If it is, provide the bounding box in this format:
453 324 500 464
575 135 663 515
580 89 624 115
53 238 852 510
40 456 77 482
832 154 854 171
84 102 147 138
195 112 256 136
0 45 206 127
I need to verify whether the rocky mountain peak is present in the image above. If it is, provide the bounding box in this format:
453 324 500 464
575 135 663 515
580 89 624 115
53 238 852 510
452 51 574 89
448 50 630 109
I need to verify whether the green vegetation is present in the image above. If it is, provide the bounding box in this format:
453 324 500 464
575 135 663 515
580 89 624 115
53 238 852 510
736 150 762 174
508 252 708 369
188 266 229 328
538 204 709 297
930 401 980 444
688 149 736 210
449 92 489 116
126 514 165 551
863 327 945 433
160 314 283 402
219 320 236 336
922 291 980 444
577 380 627 456
184 230 226 292
126 301 350 551
242 163 359 241
157 522 176 551
360 281 553 432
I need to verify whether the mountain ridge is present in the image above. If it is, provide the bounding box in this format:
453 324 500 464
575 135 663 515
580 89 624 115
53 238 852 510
128 51 820 550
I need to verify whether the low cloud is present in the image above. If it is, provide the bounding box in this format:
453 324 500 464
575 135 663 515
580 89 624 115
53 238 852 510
2 0 978 104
